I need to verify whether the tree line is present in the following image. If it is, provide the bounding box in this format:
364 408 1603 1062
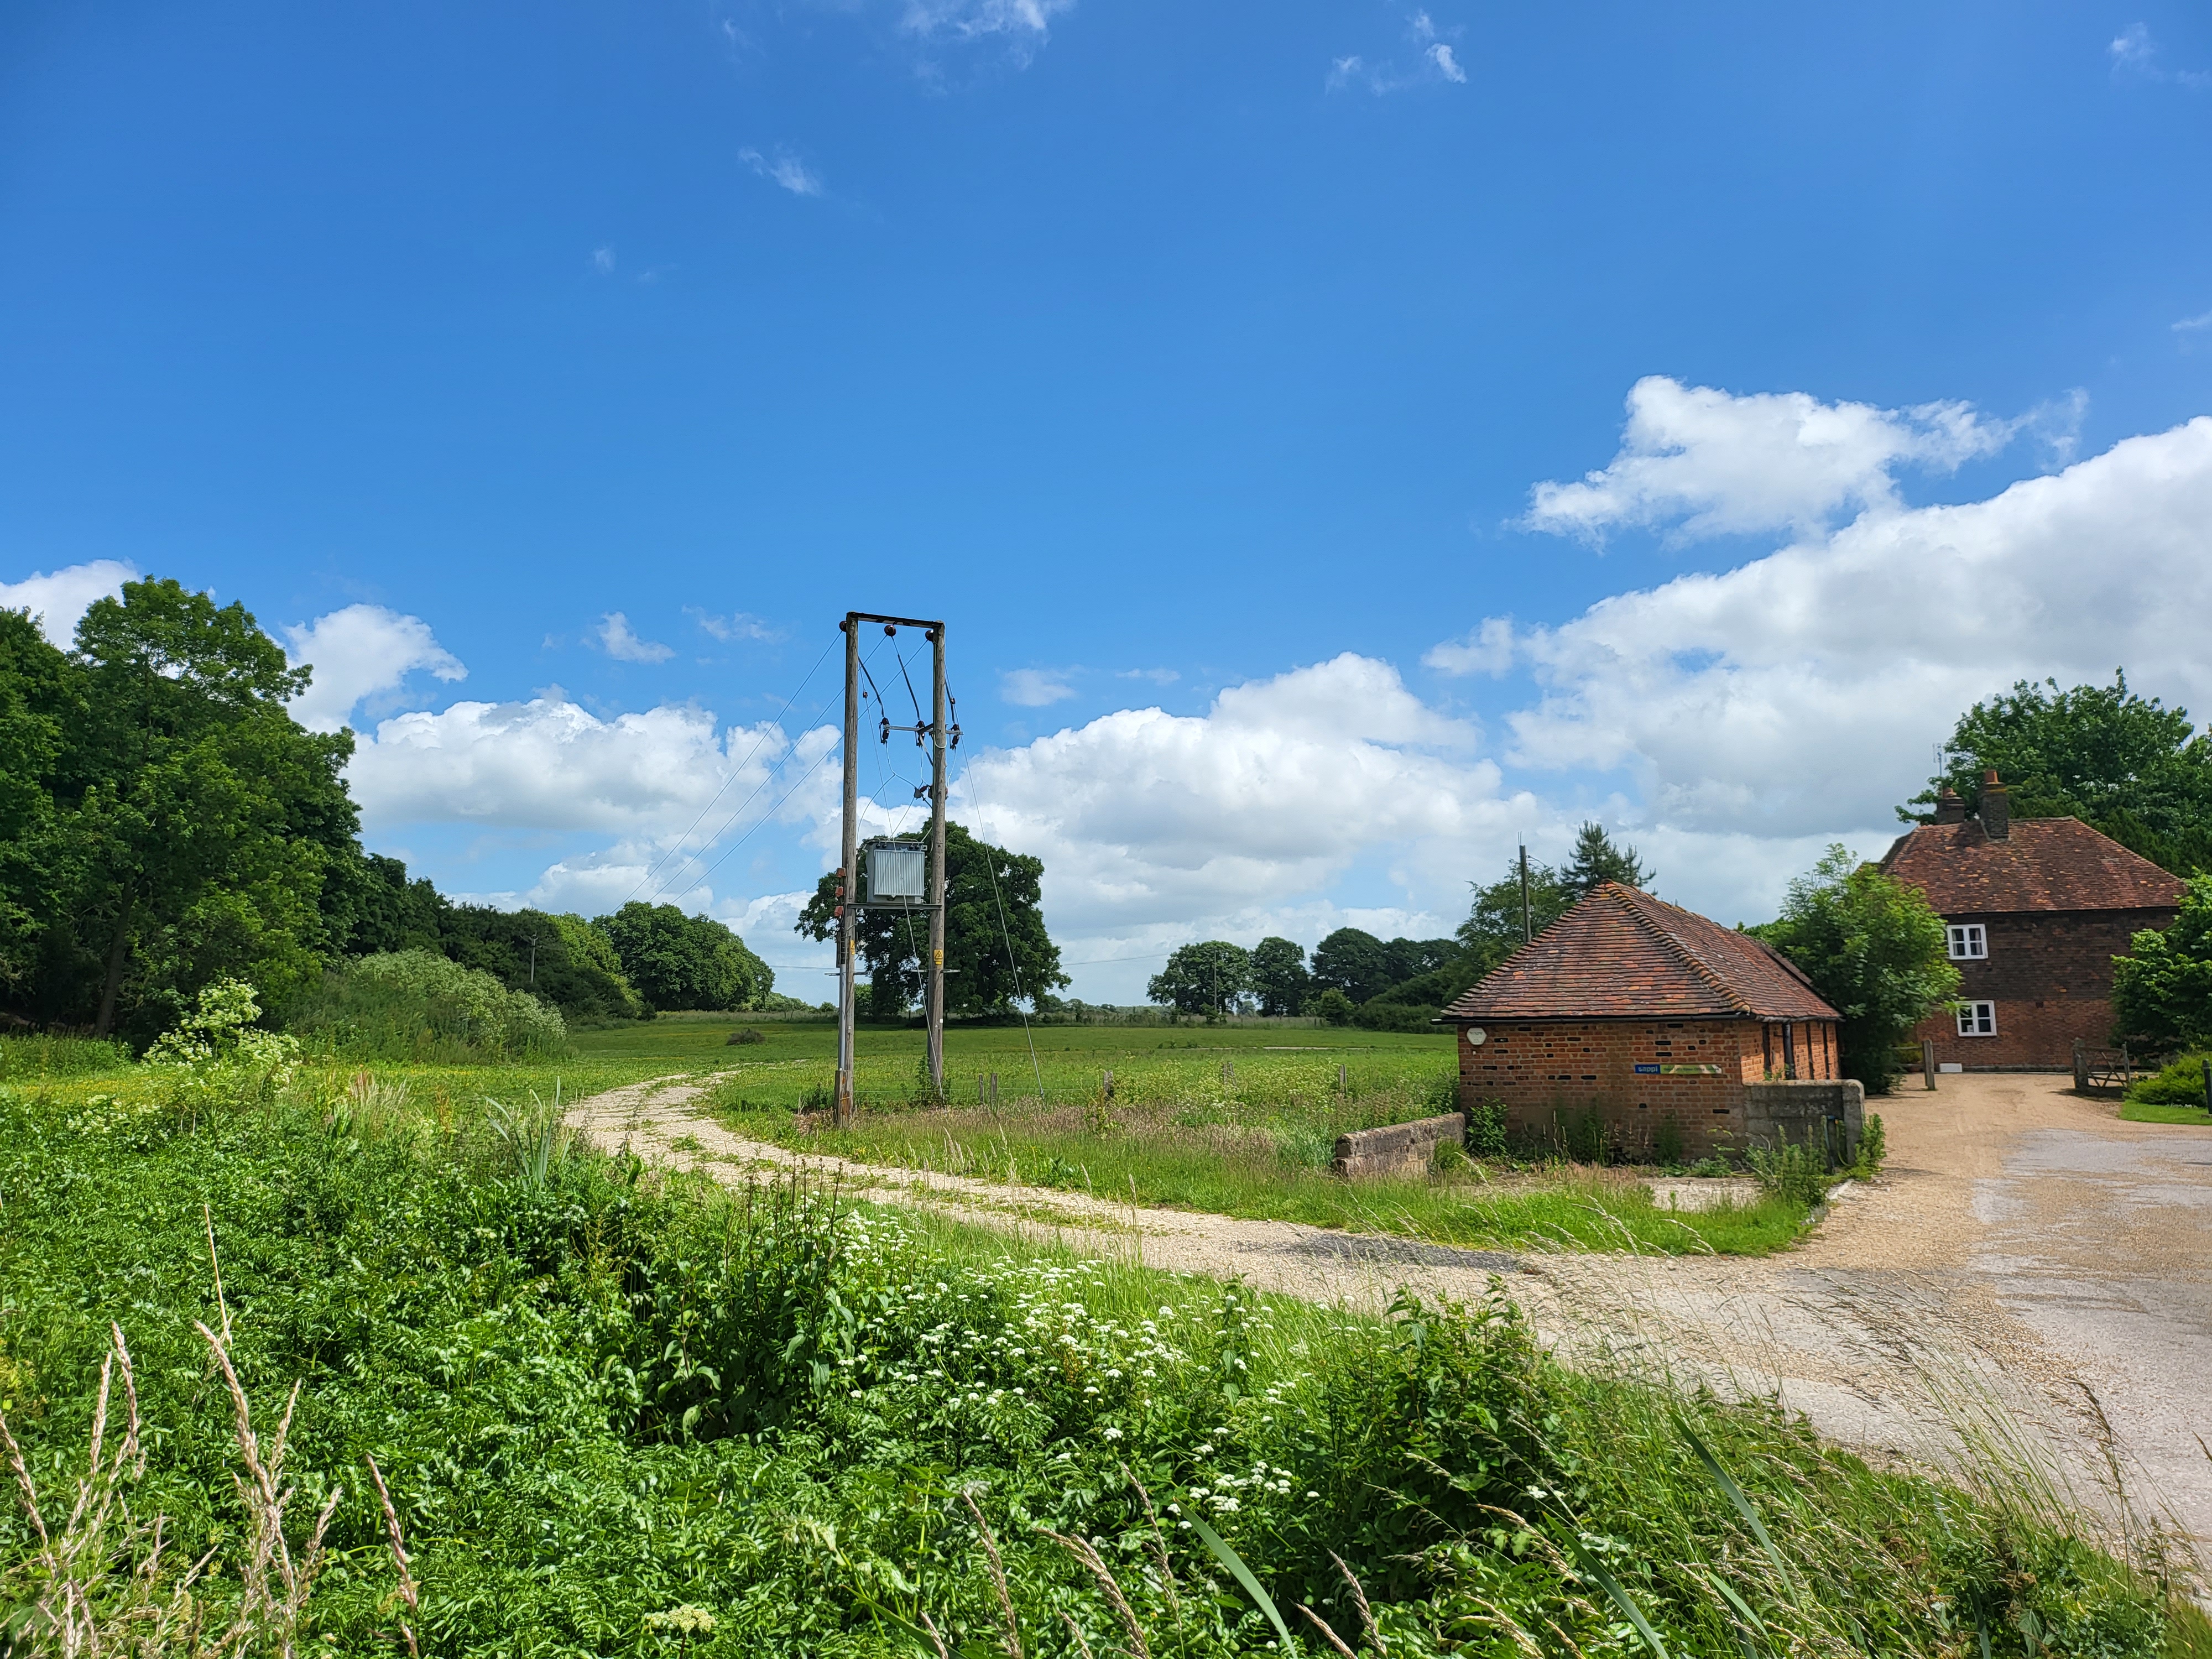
0 579 785 1042
1146 821 1652 1029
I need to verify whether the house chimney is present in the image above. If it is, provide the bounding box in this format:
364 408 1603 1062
1979 769 2010 840
1932 788 1967 825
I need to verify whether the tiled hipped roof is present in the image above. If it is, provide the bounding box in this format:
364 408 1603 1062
1879 818 2184 915
1439 883 1839 1024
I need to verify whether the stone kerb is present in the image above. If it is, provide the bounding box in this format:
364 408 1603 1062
1742 1079 1864 1164
1331 1113 1465 1180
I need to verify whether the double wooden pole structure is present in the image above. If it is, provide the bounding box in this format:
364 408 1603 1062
834 611 949 1128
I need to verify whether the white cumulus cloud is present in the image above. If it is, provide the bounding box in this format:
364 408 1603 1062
284 605 466 732
1523 375 2023 544
349 695 835 838
1486 411 2212 841
597 612 675 663
0 560 136 645
952 653 1512 936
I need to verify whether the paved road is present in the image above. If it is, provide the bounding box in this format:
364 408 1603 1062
572 1071 2212 1558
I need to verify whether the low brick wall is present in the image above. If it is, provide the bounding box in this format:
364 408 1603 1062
1742 1079 1863 1165
1332 1113 1464 1179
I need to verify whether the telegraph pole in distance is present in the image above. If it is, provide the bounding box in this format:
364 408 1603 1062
836 615 860 1126
1519 844 1533 945
927 622 948 1098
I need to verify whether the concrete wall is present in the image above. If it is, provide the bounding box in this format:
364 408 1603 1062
1743 1079 1863 1165
1331 1113 1465 1179
1912 907 2173 1070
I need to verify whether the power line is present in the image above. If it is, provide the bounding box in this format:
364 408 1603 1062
640 635 886 908
950 745 1047 1103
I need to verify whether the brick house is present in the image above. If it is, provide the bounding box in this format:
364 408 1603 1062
1438 881 1844 1160
1880 771 2183 1070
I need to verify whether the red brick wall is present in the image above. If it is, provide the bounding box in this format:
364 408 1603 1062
1455 1017 1837 1159
1918 906 2174 1069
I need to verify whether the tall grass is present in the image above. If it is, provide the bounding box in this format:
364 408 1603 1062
711 1081 1814 1255
0 1072 2193 1656
0 1033 132 1080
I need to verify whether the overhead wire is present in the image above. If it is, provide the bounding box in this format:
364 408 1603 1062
653 633 893 901
947 740 1046 1104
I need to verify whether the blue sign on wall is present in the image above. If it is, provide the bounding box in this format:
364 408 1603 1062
1633 1063 1660 1074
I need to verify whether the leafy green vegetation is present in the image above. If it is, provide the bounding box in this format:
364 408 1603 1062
1751 846 1960 1094
1 1071 2188 1657
1902 670 2212 875
798 821 1067 1016
2114 875 2212 1052
2119 1049 2212 1121
288 949 572 1061
0 1031 132 1081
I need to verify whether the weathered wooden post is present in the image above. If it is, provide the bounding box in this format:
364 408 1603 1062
2073 1038 2088 1094
1923 1039 1937 1091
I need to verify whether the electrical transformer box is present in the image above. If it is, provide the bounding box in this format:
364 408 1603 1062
866 842 927 902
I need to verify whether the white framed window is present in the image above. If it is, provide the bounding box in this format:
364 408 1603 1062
1947 924 1987 961
1956 1000 1996 1037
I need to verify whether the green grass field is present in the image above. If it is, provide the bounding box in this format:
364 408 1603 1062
1 1018 1815 1255
680 1017 1813 1255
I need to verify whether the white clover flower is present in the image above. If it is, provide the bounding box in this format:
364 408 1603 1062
1102 1427 1123 1441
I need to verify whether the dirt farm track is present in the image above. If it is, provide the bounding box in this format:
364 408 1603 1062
573 1072 2212 1558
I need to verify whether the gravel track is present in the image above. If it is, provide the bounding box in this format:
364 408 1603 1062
570 1070 2212 1557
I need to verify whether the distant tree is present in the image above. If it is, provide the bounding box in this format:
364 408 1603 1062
1563 821 1655 896
1248 937 1310 1016
1310 928 1395 1004
597 902 771 1012
442 905 646 1021
2111 875 2212 1051
796 821 1067 1017
1903 672 2212 874
1457 855 1577 977
1149 941 1251 1018
1752 846 1960 1095
1313 988 1355 1026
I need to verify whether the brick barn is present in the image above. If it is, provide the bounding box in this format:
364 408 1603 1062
1439 882 1846 1160
1880 771 2184 1070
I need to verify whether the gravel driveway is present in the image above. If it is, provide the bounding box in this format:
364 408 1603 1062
572 1071 2212 1557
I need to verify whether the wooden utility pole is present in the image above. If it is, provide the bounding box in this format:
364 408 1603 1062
1519 844 1533 944
833 610 951 1126
836 615 860 1126
927 623 949 1098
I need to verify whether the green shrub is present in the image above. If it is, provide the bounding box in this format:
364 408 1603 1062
0 1034 131 1080
1465 1096 1508 1159
2124 1052 2212 1109
287 949 568 1061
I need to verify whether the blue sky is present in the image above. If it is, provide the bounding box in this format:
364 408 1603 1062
9 1 2212 999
